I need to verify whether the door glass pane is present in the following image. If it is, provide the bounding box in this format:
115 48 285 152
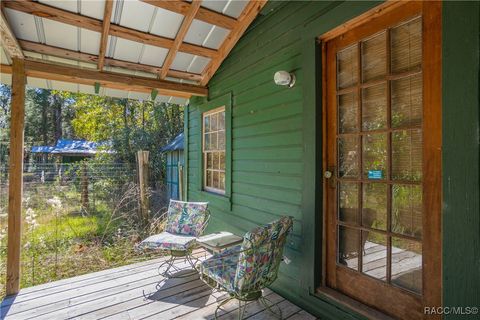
338 93 358 133
363 134 387 179
392 185 422 238
338 136 359 178
362 231 387 280
362 183 387 230
362 83 387 131
391 18 422 73
338 226 359 270
362 32 387 82
337 45 358 89
339 182 358 224
219 152 225 170
391 74 422 128
391 237 422 294
392 129 422 181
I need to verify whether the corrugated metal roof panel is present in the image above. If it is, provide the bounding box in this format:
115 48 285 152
43 19 78 51
223 0 249 18
127 91 150 101
119 0 156 33
38 0 78 14
51 80 78 93
26 77 48 89
150 7 183 39
1 47 11 65
80 29 101 55
139 44 168 68
4 8 39 42
188 56 211 74
105 88 129 99
80 0 106 20
112 38 143 63
1 73 12 85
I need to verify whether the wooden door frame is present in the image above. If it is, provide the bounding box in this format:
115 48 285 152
318 1 442 318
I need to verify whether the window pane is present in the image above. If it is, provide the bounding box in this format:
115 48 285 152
218 130 225 150
338 93 358 133
338 182 358 224
391 74 422 128
392 129 422 181
219 172 225 190
362 32 386 82
205 133 211 151
391 18 422 73
208 132 218 150
362 83 387 131
206 170 212 188
218 111 225 130
204 115 210 133
338 226 359 270
212 151 219 169
209 113 217 131
337 45 358 89
363 134 387 179
362 231 387 280
219 152 225 170
362 183 387 231
392 185 422 238
391 237 422 294
206 152 212 169
213 171 219 189
338 136 359 178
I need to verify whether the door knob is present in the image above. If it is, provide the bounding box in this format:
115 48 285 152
324 171 333 179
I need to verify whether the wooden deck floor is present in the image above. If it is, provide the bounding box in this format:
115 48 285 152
0 251 317 320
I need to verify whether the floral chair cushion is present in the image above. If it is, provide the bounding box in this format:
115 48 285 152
138 232 196 251
166 200 209 237
200 245 241 292
234 216 293 293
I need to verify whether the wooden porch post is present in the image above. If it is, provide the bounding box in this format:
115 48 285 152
6 58 26 296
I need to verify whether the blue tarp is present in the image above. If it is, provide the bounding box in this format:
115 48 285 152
31 139 113 155
161 133 184 152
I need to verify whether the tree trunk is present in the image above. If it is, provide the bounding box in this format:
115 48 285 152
52 94 62 143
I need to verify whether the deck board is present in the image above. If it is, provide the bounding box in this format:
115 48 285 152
1 251 317 320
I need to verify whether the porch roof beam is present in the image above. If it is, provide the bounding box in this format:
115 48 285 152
18 40 203 82
1 59 208 98
140 0 237 30
2 0 218 59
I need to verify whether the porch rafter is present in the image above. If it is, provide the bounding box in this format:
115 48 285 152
97 0 114 71
159 0 202 79
0 9 23 59
200 0 268 85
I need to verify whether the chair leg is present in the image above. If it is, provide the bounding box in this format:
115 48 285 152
259 295 283 319
238 300 246 320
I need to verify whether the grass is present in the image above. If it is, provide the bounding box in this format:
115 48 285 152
0 180 164 298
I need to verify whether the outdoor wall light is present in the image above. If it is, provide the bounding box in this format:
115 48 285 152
274 71 295 88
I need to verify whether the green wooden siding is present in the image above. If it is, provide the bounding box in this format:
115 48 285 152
186 1 480 319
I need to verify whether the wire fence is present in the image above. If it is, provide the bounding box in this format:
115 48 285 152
0 160 169 297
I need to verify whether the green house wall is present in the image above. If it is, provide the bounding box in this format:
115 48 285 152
185 1 480 319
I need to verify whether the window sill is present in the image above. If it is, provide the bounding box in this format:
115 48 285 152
314 287 395 320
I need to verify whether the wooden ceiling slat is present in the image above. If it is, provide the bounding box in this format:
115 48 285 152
0 10 24 59
160 0 202 80
0 59 208 98
3 0 218 58
98 0 114 70
18 40 203 82
200 0 268 86
141 0 237 30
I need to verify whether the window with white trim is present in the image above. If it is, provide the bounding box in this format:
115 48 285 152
203 106 226 194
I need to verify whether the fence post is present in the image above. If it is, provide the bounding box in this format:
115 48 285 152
80 161 89 212
136 150 150 222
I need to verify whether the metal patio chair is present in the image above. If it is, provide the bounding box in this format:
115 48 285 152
199 216 293 319
138 200 210 278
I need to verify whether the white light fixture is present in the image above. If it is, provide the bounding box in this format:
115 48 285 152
274 71 296 88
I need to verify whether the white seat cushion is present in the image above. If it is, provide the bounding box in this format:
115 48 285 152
139 232 196 251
